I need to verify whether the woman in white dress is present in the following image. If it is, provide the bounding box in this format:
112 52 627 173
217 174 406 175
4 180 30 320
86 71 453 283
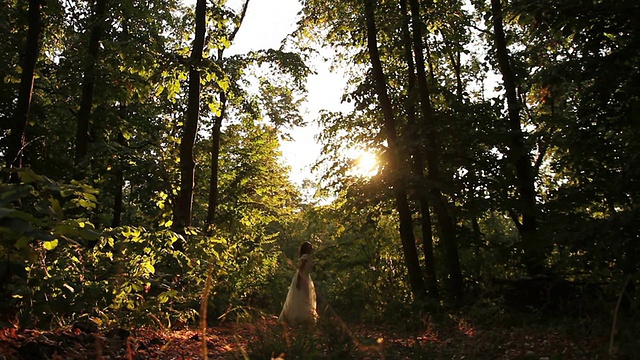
278 242 318 325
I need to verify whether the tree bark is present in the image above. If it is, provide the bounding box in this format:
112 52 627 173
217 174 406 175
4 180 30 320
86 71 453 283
399 0 439 300
490 0 542 276
173 0 206 235
74 0 106 167
409 0 464 300
363 0 426 301
112 166 124 227
206 91 225 229
112 131 126 227
206 0 249 231
112 18 130 228
443 40 463 103
6 0 43 183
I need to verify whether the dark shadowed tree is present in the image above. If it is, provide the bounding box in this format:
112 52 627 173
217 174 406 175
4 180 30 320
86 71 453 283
408 0 464 299
490 0 542 276
74 0 106 169
363 0 427 301
173 0 206 235
399 0 439 300
5 0 43 183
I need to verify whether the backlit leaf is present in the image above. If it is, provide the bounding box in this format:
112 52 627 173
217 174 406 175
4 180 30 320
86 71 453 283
144 263 155 274
43 239 59 251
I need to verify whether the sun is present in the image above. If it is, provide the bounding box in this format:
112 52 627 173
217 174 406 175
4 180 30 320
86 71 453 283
352 150 379 178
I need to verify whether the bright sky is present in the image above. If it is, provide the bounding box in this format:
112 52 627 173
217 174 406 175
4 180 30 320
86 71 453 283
183 1 495 188
222 0 349 186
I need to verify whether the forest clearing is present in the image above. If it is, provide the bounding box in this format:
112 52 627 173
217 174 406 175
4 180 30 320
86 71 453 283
0 317 611 359
1 0 638 358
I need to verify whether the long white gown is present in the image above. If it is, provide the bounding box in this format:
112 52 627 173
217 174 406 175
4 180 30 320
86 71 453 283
278 253 318 325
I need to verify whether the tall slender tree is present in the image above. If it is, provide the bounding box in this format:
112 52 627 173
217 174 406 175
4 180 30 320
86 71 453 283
363 0 427 301
408 0 463 298
206 89 224 229
74 0 106 167
6 0 44 183
173 0 206 235
399 0 439 300
490 0 542 276
206 0 250 229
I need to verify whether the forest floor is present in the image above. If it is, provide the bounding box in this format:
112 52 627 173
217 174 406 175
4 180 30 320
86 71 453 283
0 316 611 360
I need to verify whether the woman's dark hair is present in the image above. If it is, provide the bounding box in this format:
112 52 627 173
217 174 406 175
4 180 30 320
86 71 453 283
299 241 313 258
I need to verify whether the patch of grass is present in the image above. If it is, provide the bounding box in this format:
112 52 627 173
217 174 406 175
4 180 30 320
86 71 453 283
233 319 319 360
231 311 386 359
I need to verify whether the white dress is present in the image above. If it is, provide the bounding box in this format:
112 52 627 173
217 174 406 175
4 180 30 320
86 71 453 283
278 253 317 325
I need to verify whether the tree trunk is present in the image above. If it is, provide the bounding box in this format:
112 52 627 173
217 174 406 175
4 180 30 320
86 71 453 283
174 0 206 237
6 0 43 183
112 165 124 227
490 0 542 276
409 0 463 300
399 0 439 300
112 131 126 227
448 42 485 280
443 41 463 103
206 91 225 229
111 13 132 228
363 0 427 301
74 0 106 167
205 1 249 231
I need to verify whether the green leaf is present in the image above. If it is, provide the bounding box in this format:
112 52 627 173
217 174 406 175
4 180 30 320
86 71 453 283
43 239 59 251
19 168 42 184
77 199 96 210
49 197 63 220
79 228 100 241
143 263 155 274
0 186 32 205
0 207 15 218
15 236 31 250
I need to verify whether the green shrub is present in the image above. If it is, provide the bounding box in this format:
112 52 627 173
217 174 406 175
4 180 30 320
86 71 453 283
0 169 287 329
